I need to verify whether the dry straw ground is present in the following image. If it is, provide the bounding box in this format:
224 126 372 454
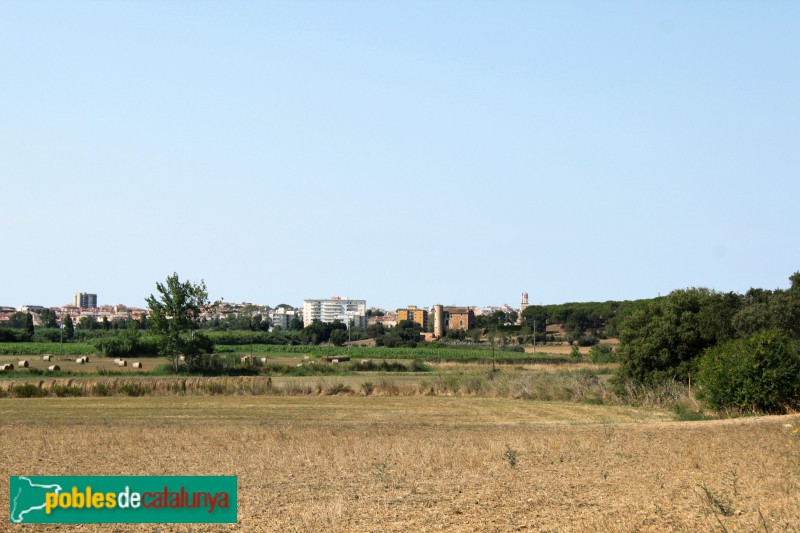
2 396 800 532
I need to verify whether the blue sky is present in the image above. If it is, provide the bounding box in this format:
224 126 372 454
2 1 798 310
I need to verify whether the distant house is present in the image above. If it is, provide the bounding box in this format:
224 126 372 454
368 316 397 328
443 307 476 331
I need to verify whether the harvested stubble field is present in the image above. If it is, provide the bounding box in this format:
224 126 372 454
0 355 167 374
2 396 799 532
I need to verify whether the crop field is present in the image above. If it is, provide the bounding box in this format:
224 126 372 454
2 395 799 531
0 354 167 375
0 342 96 356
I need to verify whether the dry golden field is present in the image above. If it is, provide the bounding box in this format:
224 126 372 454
0 354 166 373
2 395 800 532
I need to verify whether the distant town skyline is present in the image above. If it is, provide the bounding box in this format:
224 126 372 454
4 290 533 312
2 2 798 311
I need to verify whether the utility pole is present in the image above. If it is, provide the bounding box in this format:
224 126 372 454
347 317 353 355
490 330 496 371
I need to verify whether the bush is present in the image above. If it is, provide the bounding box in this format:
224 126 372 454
93 383 111 397
94 334 159 358
570 345 582 359
205 382 226 395
13 384 47 398
410 359 431 372
577 334 598 347
120 383 150 397
33 329 63 343
696 330 800 413
51 385 84 397
589 343 617 363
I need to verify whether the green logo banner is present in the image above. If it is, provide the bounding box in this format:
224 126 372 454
10 476 237 524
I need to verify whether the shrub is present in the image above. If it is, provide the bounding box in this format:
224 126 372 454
696 330 800 413
94 335 136 358
324 382 351 395
410 359 431 372
120 383 150 397
503 444 518 468
205 382 226 395
51 386 84 397
577 334 598 347
589 343 617 363
92 383 111 396
13 384 47 398
570 345 582 359
673 402 709 421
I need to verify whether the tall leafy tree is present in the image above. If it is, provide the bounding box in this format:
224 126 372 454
146 273 214 372
616 288 738 385
8 312 28 328
63 314 75 340
38 308 58 329
23 312 35 341
78 316 97 330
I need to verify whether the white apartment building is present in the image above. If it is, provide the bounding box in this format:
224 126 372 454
270 306 301 329
303 297 367 329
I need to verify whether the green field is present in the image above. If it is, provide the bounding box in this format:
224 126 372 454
0 341 574 364
0 342 96 356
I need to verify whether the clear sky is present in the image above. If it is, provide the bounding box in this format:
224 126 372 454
2 1 798 310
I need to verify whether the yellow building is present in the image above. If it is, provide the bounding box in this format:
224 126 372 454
396 305 428 329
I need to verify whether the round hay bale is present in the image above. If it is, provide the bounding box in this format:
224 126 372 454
48 365 61 372
132 362 143 369
117 360 127 367
18 360 29 368
42 355 51 361
114 358 121 364
76 358 84 364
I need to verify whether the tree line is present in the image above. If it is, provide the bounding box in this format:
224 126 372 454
615 272 800 413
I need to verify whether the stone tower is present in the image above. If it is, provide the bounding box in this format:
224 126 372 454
434 304 444 338
518 292 529 324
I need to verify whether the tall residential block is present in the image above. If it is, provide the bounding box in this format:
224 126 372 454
73 292 97 309
396 305 428 329
303 297 367 329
